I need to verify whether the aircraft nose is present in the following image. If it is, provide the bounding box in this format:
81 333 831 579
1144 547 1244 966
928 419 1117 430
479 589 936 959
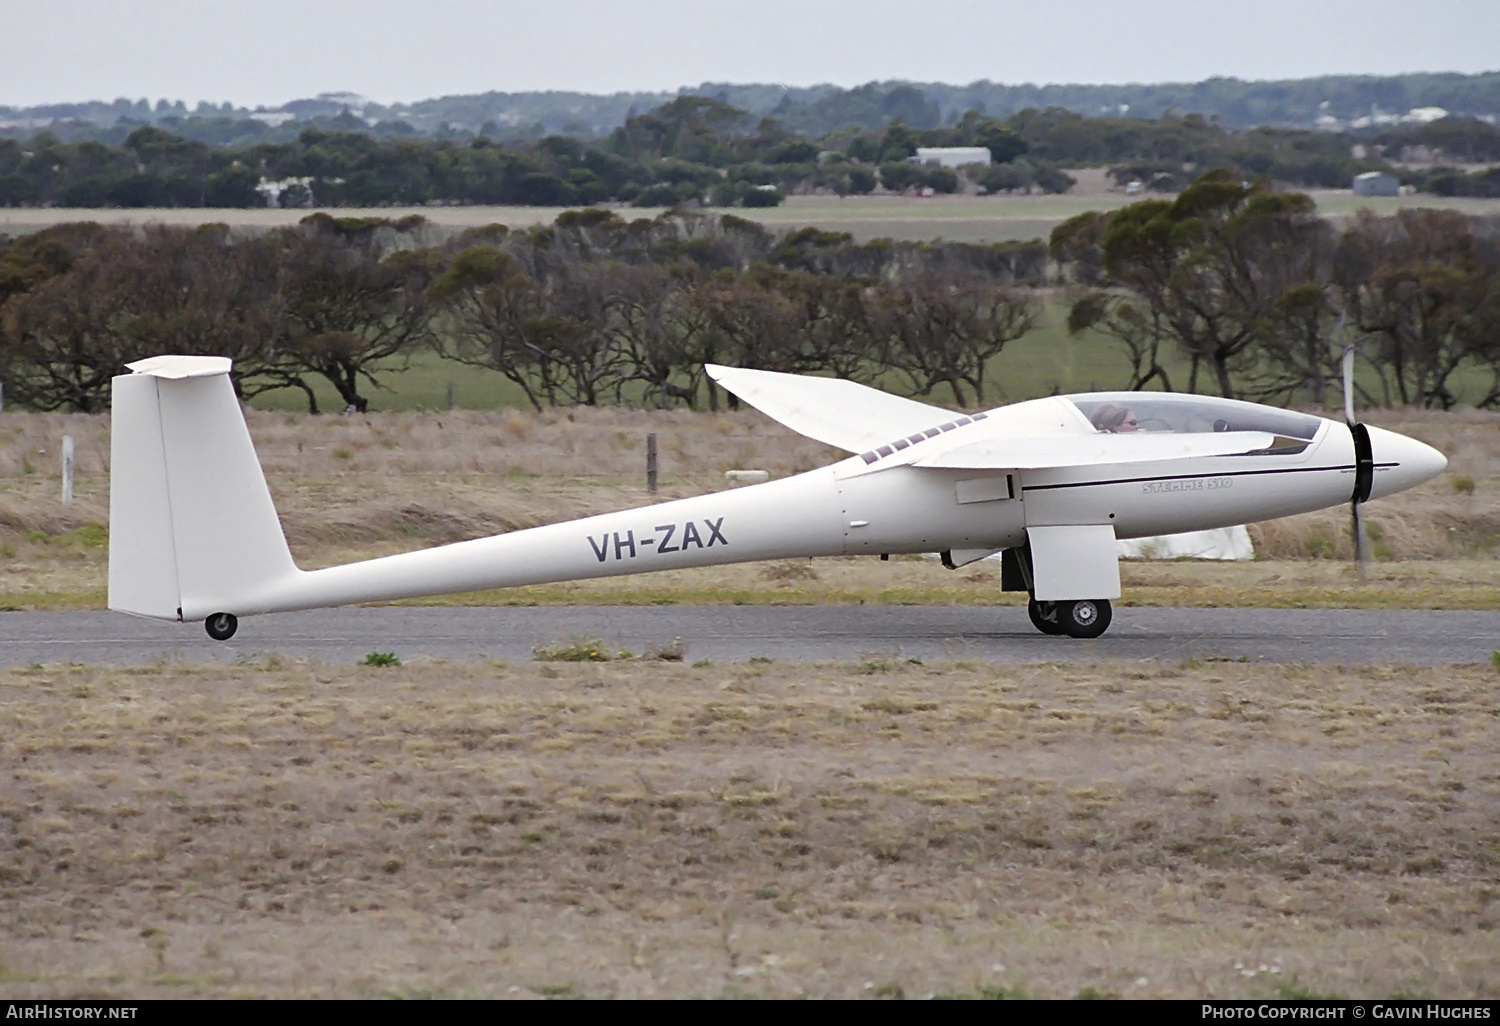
1365 424 1448 500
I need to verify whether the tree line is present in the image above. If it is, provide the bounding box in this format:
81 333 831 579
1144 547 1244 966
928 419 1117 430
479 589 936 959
8 93 1498 211
0 209 1044 413
1051 171 1500 409
3 182 1498 416
0 99 1068 210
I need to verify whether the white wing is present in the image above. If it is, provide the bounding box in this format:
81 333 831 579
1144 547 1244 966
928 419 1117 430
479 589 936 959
913 431 1278 469
706 364 952 452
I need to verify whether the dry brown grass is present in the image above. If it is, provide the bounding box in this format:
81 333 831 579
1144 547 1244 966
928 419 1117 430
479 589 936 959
8 191 1500 245
0 657 1495 998
1247 409 1500 562
1 405 1497 610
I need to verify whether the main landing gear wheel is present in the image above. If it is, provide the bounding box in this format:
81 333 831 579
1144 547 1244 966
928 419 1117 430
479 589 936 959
1027 600 1066 636
205 613 238 641
1060 599 1111 639
1027 599 1112 639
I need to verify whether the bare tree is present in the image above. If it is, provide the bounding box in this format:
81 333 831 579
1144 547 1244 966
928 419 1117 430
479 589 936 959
527 262 631 406
777 271 879 381
0 252 137 412
1251 282 1345 407
0 225 272 411
1100 173 1330 399
608 263 709 408
1065 290 1176 392
427 246 556 411
255 224 442 413
869 275 1037 406
691 271 805 373
1334 209 1496 409
1049 210 1112 287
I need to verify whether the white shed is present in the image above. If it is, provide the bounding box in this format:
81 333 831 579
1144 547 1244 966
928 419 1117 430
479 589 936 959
1352 171 1400 197
912 147 992 168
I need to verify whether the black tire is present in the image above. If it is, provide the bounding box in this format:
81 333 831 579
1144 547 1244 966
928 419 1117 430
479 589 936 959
1027 599 1066 635
205 612 238 641
1060 599 1112 639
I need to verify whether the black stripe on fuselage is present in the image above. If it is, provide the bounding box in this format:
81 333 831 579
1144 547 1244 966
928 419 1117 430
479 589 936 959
1020 462 1399 494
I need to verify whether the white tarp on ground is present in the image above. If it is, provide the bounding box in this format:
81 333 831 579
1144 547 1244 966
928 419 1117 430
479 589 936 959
929 524 1257 567
1115 525 1255 561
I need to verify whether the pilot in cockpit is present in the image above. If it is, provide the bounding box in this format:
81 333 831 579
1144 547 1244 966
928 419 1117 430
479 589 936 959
1090 403 1139 433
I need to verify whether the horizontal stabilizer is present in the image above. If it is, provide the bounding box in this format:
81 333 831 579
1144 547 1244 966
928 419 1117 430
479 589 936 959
126 355 233 380
706 364 951 453
914 430 1277 470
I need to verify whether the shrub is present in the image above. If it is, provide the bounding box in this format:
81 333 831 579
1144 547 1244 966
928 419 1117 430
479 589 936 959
878 161 921 193
847 166 877 194
631 183 682 207
533 638 615 662
741 186 784 208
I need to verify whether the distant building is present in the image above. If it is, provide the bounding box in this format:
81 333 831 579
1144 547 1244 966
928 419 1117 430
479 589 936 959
256 176 316 208
1351 106 1450 130
910 147 992 168
1402 107 1449 124
1352 171 1400 197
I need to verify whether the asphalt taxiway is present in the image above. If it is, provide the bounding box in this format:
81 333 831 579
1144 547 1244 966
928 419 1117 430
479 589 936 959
0 606 1493 666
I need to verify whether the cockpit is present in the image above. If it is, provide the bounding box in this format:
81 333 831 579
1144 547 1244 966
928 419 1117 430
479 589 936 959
1066 393 1324 454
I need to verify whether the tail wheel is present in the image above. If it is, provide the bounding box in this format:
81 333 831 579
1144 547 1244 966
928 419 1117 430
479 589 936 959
1060 599 1112 639
1027 599 1066 636
205 613 238 641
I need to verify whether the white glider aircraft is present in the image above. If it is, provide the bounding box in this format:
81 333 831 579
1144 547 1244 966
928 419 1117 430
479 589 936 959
108 355 1446 641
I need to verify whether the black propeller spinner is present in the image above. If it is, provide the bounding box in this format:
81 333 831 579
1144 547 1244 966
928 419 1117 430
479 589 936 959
1343 344 1374 576
1350 421 1375 505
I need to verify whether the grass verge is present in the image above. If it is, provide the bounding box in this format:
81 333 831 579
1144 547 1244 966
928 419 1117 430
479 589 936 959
0 657 1494 998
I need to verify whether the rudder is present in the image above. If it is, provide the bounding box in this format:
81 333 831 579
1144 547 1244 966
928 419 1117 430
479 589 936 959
108 356 298 622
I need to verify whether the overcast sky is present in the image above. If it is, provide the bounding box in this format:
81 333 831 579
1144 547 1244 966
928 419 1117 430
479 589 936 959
4 0 1498 109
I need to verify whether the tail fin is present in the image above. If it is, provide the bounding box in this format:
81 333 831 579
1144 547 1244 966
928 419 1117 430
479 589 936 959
108 356 298 622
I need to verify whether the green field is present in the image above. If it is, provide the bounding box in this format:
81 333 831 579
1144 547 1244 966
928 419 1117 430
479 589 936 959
249 297 1490 415
738 190 1500 233
245 300 1153 414
6 188 1500 246
725 191 1500 244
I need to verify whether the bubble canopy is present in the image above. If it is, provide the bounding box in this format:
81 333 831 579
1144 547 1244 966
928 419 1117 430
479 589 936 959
1066 392 1324 442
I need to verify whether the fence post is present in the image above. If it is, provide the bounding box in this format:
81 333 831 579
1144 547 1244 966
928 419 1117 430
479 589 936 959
0 381 5 412
446 382 455 410
61 435 74 505
646 433 658 494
